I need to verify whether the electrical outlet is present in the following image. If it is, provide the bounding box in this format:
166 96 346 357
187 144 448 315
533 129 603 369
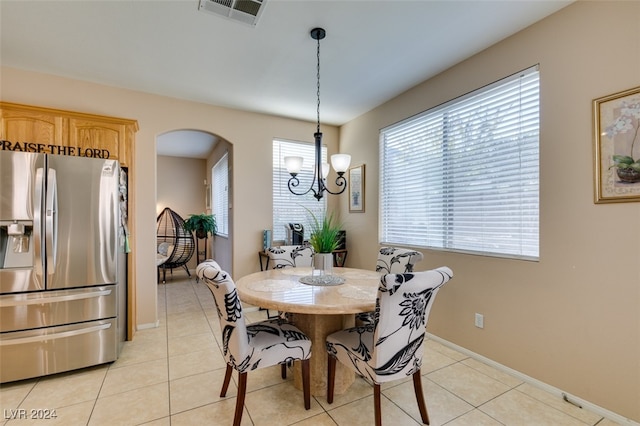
475 313 484 329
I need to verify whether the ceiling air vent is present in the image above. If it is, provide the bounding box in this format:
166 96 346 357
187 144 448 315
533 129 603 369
198 0 267 27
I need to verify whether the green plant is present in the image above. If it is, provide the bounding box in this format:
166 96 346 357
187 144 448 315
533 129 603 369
305 208 342 253
183 213 217 239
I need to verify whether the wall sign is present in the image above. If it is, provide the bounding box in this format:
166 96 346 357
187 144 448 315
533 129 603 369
1 140 110 158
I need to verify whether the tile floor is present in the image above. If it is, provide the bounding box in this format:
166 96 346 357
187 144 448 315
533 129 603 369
0 272 621 426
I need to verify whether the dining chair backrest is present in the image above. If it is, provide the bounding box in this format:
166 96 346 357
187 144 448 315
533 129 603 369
196 259 222 274
267 245 314 268
196 265 250 366
370 267 452 377
376 247 424 274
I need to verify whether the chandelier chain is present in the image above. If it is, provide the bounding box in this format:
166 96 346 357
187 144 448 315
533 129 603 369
316 34 321 134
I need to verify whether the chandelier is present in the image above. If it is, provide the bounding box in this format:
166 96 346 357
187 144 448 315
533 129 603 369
284 27 351 201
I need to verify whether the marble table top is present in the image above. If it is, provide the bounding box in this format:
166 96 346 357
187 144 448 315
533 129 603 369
236 267 381 315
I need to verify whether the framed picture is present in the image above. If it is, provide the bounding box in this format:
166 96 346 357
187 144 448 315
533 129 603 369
593 86 640 203
348 164 365 212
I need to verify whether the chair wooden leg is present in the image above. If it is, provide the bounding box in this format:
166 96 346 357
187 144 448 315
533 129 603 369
281 362 287 379
301 358 311 410
233 372 247 426
220 364 233 397
374 383 382 426
412 370 430 425
327 355 336 404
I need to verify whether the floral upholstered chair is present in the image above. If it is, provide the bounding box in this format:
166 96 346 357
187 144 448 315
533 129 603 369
326 267 453 426
265 245 314 320
376 246 424 274
266 245 314 269
196 261 312 426
357 246 426 325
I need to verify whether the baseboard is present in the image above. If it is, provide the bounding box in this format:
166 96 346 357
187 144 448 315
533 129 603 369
136 320 160 330
426 333 639 426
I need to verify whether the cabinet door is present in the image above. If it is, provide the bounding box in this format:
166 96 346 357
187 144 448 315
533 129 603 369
1 108 64 147
69 118 124 162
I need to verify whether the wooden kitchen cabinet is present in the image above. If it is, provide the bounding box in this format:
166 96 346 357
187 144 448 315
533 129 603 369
1 105 64 147
0 102 137 167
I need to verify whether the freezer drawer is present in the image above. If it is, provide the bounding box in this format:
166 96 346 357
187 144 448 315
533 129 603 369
0 318 117 383
0 285 117 333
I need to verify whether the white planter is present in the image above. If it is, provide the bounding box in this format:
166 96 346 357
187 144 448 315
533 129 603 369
313 253 333 276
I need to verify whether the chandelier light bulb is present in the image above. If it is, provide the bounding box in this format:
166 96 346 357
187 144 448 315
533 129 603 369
331 154 351 174
321 162 330 179
284 156 303 175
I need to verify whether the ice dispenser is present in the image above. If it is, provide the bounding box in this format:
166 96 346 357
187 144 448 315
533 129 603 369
0 221 33 268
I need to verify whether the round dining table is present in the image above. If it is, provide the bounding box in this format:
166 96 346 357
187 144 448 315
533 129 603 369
236 266 381 396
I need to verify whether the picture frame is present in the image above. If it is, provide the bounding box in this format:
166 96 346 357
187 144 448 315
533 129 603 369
348 164 365 212
593 86 640 203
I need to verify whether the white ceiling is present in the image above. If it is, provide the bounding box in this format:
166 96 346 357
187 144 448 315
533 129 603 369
0 0 572 158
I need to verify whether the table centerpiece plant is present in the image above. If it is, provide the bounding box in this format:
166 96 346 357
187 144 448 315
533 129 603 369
305 208 342 275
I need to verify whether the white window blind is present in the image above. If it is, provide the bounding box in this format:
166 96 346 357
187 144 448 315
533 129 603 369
380 66 540 259
212 152 228 237
273 139 326 242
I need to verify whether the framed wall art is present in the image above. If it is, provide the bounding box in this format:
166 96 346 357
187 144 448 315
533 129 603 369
348 164 365 212
593 86 640 203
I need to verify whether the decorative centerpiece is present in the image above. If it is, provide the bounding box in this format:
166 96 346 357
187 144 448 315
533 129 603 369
300 209 345 286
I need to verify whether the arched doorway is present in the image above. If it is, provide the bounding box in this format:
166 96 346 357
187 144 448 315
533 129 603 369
156 129 233 274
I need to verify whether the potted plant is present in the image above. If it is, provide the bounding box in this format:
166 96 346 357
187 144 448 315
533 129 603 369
306 208 342 274
183 213 217 239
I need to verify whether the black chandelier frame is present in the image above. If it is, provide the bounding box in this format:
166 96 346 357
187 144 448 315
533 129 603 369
286 27 348 201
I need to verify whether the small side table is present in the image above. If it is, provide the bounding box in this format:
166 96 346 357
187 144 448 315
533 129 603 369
258 250 270 271
332 249 348 267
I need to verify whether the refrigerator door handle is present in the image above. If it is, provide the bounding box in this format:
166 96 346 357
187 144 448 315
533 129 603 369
45 168 58 274
34 167 45 277
0 323 112 346
0 289 112 307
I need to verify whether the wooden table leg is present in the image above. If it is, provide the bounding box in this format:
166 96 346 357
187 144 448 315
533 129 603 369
291 313 355 396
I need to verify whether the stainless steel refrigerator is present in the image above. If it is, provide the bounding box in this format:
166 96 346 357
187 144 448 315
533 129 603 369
0 151 125 383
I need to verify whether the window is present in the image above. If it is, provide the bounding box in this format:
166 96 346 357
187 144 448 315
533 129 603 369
273 139 326 242
380 66 539 259
212 152 228 237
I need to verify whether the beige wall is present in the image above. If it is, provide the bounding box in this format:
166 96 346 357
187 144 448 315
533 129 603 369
156 155 206 271
340 1 639 422
0 67 339 332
